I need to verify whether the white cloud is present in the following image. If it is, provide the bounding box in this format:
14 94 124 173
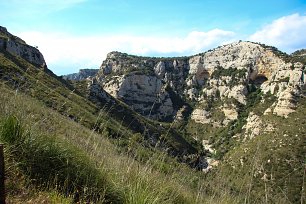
249 13 306 53
17 29 236 75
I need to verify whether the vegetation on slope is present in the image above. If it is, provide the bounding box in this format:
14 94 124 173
215 96 306 203
291 49 306 64
0 83 249 203
0 49 199 163
0 47 207 203
186 86 305 203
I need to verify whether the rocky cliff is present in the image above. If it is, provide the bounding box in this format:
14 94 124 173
95 52 190 120
0 26 46 68
92 42 305 123
87 42 305 174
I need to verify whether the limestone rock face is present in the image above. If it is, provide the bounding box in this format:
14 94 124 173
273 86 300 117
243 112 274 139
96 52 189 120
103 73 175 120
190 42 305 121
243 113 263 139
0 26 46 68
87 78 114 105
191 109 211 124
188 41 285 82
92 41 305 122
154 61 166 78
260 62 305 117
222 106 238 123
227 85 248 104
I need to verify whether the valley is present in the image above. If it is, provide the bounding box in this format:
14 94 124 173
0 26 305 203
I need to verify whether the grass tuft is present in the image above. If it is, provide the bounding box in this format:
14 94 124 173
0 115 122 203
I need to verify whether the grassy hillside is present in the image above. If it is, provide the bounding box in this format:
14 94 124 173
0 49 199 160
0 84 203 203
0 48 207 203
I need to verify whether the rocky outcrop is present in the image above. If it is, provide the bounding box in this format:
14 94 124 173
63 69 99 81
96 51 189 120
87 78 115 105
189 42 305 121
260 62 305 117
272 86 300 117
0 26 46 68
222 105 238 125
191 109 211 124
103 73 175 120
243 112 274 139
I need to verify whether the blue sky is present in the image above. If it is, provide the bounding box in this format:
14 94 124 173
1 0 306 75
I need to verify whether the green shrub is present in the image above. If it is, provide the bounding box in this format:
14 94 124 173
0 115 23 144
278 76 290 83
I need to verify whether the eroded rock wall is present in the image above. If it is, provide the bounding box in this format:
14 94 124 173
91 41 305 122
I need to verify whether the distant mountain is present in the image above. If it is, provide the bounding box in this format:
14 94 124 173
62 68 99 80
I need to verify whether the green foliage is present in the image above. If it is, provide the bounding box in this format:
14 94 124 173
193 86 264 160
0 49 199 162
215 98 306 203
278 76 290 83
291 49 306 64
212 66 246 88
0 116 23 144
212 66 245 78
165 85 186 110
0 51 205 203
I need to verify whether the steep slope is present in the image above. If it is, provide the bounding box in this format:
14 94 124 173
214 98 306 203
93 42 304 160
0 82 209 204
0 26 200 165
